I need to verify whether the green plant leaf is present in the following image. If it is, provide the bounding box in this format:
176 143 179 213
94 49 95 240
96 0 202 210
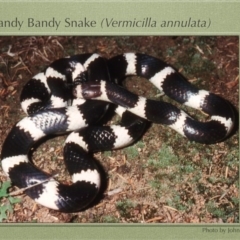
0 181 11 198
0 204 12 222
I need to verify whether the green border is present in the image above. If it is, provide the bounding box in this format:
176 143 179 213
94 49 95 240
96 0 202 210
0 0 239 239
1 224 240 239
0 1 240 35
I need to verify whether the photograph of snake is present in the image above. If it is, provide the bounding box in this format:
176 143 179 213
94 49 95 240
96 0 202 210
0 36 238 223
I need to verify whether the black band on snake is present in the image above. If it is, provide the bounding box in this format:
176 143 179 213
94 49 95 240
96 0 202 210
1 53 235 213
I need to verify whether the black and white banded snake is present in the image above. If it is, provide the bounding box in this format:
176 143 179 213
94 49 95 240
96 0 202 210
1 53 236 212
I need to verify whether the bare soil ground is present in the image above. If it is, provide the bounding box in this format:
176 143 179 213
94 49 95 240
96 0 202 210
0 36 238 223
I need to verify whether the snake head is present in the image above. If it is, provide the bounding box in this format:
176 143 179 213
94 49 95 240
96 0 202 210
73 81 102 99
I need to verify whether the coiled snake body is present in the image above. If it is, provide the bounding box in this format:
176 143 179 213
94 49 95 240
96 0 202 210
1 53 235 212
